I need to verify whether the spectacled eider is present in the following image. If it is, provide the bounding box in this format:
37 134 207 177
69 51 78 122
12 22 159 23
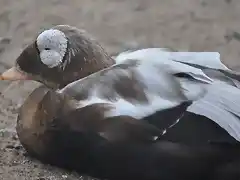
0 25 240 180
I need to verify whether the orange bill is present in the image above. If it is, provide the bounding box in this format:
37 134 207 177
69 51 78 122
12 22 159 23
0 67 29 80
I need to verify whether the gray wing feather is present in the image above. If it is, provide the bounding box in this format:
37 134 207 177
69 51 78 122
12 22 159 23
187 82 240 142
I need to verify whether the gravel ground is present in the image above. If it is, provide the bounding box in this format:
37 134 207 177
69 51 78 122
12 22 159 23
1 0 240 179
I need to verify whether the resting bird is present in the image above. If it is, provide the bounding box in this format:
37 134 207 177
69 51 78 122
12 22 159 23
0 25 240 143
1 25 240 179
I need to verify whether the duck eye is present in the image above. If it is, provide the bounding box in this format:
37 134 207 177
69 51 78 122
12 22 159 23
44 48 50 50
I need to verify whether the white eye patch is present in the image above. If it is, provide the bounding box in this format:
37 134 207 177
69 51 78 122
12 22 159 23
36 29 68 68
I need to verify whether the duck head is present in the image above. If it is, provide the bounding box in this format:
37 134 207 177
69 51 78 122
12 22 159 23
0 25 114 89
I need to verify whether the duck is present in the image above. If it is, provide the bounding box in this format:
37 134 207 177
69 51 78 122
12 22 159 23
1 25 240 179
0 25 240 143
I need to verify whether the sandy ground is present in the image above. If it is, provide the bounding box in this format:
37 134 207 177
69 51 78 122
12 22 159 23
1 0 240 179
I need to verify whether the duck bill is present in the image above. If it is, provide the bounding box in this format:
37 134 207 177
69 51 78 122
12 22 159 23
0 67 29 81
